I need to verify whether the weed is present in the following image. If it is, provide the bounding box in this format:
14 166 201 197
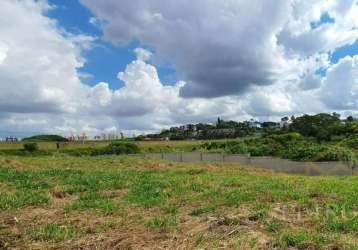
162 205 178 215
127 173 169 207
187 168 208 175
326 215 358 233
280 231 308 247
29 222 77 242
146 216 177 229
265 219 283 233
69 191 118 215
0 190 48 210
248 202 270 221
190 206 216 216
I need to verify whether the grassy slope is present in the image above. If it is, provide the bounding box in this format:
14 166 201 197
0 156 358 249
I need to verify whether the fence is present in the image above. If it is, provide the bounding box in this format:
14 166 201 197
144 152 357 176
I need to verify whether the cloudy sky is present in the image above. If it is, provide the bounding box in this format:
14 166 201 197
0 0 357 137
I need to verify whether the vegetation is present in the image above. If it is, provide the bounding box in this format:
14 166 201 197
22 134 68 142
23 143 39 152
0 155 357 248
201 133 357 163
201 113 358 163
0 142 140 157
0 113 356 164
144 117 257 140
60 142 140 156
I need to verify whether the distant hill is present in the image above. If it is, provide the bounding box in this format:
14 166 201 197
22 135 68 142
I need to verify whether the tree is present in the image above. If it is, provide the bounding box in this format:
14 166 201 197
347 116 354 122
23 143 39 152
290 113 340 141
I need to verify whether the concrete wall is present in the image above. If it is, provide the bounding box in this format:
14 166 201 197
144 152 354 176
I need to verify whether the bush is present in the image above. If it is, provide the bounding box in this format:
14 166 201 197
105 142 140 155
60 142 140 157
23 143 39 152
344 137 358 150
289 145 357 162
227 142 248 154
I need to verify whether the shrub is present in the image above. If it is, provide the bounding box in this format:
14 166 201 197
23 143 39 152
60 142 140 156
344 137 358 150
227 142 248 154
105 142 140 155
289 145 357 162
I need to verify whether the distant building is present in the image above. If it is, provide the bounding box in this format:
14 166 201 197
6 137 18 142
140 137 169 141
93 133 122 141
280 117 292 129
214 128 236 134
179 124 197 132
249 119 262 129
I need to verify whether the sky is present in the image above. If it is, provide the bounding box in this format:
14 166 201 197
0 0 357 138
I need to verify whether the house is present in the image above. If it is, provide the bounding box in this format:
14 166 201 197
6 137 18 142
280 117 292 129
179 124 197 132
249 119 262 129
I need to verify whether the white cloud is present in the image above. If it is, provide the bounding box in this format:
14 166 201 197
81 0 294 97
0 0 90 114
299 73 322 90
0 0 357 137
279 0 358 55
80 0 358 99
0 41 8 65
134 48 152 62
321 56 358 110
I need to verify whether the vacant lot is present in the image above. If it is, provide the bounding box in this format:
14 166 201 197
0 155 357 249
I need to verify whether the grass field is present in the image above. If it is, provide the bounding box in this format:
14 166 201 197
0 155 358 249
0 140 205 152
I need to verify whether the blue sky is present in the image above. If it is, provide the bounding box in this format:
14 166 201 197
47 0 177 89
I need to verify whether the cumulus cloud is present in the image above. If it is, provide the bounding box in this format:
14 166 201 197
321 56 358 110
0 0 90 114
0 41 8 64
278 0 358 52
81 0 294 97
0 0 357 137
299 73 322 90
134 48 152 62
81 0 358 98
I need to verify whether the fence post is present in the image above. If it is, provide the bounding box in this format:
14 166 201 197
180 152 183 162
161 151 164 160
222 152 225 162
352 162 357 176
247 153 251 165
200 152 203 162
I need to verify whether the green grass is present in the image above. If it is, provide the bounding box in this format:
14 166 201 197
28 222 77 242
0 155 357 248
279 231 309 247
145 216 177 229
68 191 119 215
265 219 283 233
190 206 217 216
0 190 48 210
